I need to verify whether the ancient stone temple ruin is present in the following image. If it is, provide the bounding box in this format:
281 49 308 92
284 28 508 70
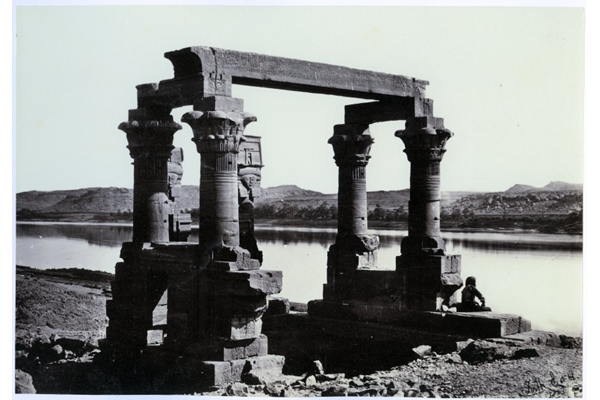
103 46 531 388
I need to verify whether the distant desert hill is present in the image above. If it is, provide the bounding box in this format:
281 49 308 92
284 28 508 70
16 181 582 218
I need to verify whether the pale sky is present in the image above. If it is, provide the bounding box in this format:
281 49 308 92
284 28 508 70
15 4 585 194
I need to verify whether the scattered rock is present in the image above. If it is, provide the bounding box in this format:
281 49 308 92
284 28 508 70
16 342 31 351
413 345 432 358
459 340 515 364
444 353 462 364
456 339 474 352
242 371 264 385
559 335 582 349
511 348 540 360
226 381 249 396
306 360 325 376
305 375 317 386
15 369 36 394
56 337 88 356
349 386 382 396
315 373 344 383
350 378 365 387
322 385 349 396
264 382 288 397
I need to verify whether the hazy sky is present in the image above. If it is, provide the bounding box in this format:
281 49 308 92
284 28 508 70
15 4 584 194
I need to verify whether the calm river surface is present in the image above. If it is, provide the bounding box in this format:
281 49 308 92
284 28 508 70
16 222 583 336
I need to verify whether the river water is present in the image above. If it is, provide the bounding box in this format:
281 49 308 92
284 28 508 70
15 222 583 336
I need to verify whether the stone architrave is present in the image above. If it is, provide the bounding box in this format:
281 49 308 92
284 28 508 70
395 116 463 310
324 123 380 302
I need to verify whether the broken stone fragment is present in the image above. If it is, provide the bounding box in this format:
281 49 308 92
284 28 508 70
15 369 36 394
412 345 432 358
322 385 349 396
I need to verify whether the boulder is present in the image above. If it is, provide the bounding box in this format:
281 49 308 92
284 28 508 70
459 340 514 364
512 348 540 360
305 375 317 386
559 335 583 349
322 385 349 396
306 360 325 376
445 353 463 364
226 382 249 396
456 339 474 352
15 369 36 394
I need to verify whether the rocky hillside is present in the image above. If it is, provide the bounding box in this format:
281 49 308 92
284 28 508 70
16 182 582 219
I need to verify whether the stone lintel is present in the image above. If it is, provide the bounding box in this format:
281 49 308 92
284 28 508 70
194 96 244 112
162 46 428 102
344 98 434 125
307 301 531 338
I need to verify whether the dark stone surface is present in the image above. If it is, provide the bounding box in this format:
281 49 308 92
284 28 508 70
344 98 434 124
266 297 291 316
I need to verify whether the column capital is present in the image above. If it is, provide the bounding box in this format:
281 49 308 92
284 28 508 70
395 117 453 163
328 123 374 167
118 119 181 159
182 110 256 154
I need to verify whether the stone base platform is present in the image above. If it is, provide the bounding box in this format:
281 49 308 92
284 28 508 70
96 345 285 393
263 309 532 375
308 300 531 338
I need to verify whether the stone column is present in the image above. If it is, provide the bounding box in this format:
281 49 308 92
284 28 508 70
181 100 284 384
118 118 181 243
324 124 380 301
395 116 462 310
396 117 451 255
182 110 256 251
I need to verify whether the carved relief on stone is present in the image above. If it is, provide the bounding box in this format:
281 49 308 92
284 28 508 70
395 118 453 163
328 123 374 167
119 119 182 160
182 110 256 154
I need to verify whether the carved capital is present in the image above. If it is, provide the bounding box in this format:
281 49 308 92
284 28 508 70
182 110 256 154
328 124 374 167
118 120 181 159
395 117 453 163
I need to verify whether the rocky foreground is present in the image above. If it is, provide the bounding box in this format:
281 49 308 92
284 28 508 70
14 266 583 397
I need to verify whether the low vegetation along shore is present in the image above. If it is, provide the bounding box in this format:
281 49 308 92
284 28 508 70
15 266 583 396
16 182 583 234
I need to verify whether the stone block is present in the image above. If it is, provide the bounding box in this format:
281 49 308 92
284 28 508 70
196 354 284 386
221 335 268 361
397 254 462 274
211 246 261 271
199 358 247 386
214 317 263 341
266 297 291 315
194 96 244 112
209 270 283 296
147 329 164 346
